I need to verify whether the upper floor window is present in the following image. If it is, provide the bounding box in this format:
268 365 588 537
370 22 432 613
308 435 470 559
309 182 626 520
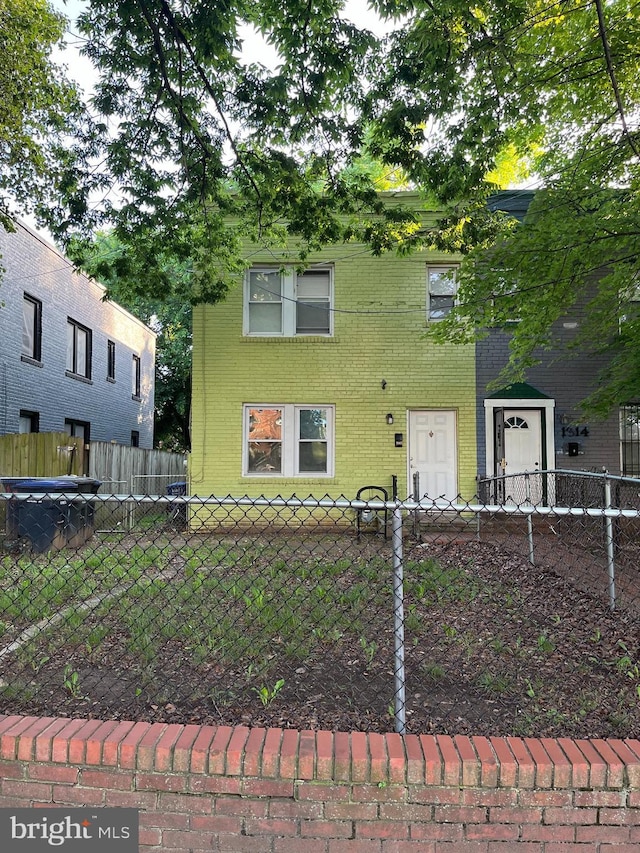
22 294 42 361
427 265 458 321
244 404 334 476
132 354 141 398
620 279 640 326
66 319 92 379
107 340 116 381
245 267 332 336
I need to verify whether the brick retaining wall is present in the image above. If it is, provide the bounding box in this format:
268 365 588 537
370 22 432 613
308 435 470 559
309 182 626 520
0 715 639 850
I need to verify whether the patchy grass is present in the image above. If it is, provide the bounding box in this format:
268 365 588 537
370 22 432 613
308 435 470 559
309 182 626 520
0 534 637 737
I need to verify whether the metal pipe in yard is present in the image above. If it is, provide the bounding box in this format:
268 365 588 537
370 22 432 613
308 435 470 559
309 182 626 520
392 503 406 735
412 471 420 539
525 472 535 565
604 478 616 610
527 513 535 565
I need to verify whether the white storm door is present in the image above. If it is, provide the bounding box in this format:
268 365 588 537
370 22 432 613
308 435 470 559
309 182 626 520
503 409 542 474
408 410 457 501
502 408 550 504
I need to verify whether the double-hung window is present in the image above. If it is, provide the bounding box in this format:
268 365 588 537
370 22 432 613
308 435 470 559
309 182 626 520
427 265 458 320
66 319 92 379
244 405 334 476
22 294 42 361
295 270 332 334
245 267 332 336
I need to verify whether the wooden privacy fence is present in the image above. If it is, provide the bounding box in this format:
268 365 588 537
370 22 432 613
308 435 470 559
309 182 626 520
0 432 187 494
0 432 84 477
88 440 187 494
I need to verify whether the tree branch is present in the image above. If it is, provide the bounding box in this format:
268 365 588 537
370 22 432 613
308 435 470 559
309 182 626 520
153 0 265 221
594 0 640 157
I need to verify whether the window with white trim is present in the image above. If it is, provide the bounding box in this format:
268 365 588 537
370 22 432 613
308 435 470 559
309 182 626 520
244 405 334 476
427 265 458 320
245 267 332 336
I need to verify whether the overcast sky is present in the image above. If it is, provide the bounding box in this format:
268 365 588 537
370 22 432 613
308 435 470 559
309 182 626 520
51 0 392 93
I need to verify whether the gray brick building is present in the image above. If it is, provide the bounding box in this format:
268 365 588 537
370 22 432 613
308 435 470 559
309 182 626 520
478 192 623 487
0 221 155 448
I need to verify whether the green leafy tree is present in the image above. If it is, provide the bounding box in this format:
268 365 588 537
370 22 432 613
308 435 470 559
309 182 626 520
77 233 192 450
36 0 640 416
364 0 640 416
43 0 421 303
0 0 83 229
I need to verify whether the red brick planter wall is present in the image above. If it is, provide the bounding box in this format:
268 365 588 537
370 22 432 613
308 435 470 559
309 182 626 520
1 715 639 850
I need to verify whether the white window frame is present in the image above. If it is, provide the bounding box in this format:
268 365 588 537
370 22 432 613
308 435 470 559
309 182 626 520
243 404 335 477
244 266 333 337
426 264 458 321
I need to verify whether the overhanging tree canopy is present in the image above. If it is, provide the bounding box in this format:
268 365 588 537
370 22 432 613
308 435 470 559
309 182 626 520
10 0 640 416
48 0 421 303
0 0 83 230
400 0 640 416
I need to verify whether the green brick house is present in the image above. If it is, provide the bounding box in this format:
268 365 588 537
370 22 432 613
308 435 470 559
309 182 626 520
189 193 476 503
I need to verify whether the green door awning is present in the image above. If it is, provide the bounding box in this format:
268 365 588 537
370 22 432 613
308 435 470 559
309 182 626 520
487 382 551 400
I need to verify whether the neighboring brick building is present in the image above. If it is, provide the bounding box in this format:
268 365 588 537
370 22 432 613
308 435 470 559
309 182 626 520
477 192 624 494
190 192 476 500
0 221 156 449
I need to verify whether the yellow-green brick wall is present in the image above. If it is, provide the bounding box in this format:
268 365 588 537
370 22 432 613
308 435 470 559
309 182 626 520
190 244 476 500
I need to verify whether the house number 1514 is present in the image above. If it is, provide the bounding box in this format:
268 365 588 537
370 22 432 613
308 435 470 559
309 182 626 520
561 425 589 437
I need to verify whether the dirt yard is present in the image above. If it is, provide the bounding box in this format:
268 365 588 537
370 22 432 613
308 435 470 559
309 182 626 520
0 527 638 739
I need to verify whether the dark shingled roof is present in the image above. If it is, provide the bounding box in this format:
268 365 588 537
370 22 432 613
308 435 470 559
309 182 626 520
487 190 535 222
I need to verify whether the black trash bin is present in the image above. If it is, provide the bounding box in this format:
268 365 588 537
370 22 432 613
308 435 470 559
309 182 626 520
8 479 80 552
61 477 102 495
59 477 102 547
166 481 187 525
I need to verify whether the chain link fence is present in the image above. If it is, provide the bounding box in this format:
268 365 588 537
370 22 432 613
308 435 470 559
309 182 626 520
0 476 638 739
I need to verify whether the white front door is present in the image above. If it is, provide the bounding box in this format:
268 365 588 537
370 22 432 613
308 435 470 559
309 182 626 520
502 408 552 504
503 409 542 474
408 410 457 501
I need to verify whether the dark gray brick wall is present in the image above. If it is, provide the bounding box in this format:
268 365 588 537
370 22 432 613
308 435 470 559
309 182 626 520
477 301 621 477
0 222 155 447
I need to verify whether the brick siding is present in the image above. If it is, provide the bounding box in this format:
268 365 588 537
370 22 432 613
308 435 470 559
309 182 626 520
476 285 622 477
1 715 639 850
0 223 155 447
191 244 477 499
